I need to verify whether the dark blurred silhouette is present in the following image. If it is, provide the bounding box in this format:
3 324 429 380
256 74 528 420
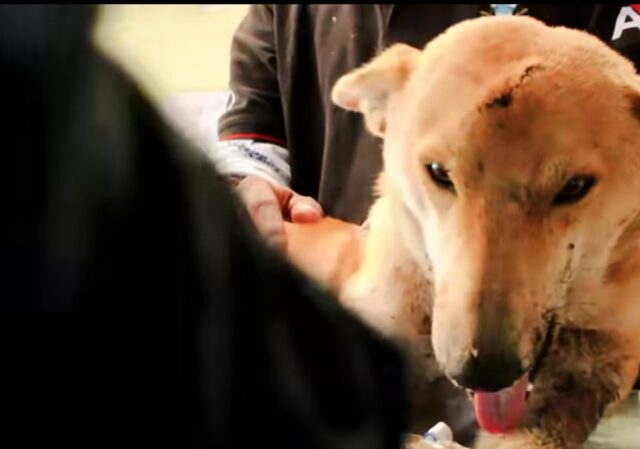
0 5 408 448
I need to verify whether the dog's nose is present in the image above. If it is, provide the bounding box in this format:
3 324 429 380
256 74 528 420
451 351 523 392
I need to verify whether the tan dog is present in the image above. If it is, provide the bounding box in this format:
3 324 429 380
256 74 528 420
287 15 640 449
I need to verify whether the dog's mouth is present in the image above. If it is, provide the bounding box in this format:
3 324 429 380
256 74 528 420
468 315 556 435
471 373 530 435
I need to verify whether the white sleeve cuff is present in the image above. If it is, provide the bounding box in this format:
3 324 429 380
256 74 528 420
213 139 291 187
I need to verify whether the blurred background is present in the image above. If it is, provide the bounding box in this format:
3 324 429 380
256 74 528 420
94 4 248 158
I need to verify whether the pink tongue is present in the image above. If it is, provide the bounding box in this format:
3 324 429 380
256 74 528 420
473 377 528 435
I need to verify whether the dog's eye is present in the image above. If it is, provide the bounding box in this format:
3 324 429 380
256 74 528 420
553 175 596 205
427 162 455 191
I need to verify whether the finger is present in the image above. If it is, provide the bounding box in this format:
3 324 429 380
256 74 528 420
237 176 288 250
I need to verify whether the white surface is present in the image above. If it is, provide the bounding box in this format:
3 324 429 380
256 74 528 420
162 90 230 157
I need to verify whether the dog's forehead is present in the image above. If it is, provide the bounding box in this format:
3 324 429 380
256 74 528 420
396 20 638 173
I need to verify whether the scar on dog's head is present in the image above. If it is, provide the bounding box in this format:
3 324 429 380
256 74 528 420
628 90 640 123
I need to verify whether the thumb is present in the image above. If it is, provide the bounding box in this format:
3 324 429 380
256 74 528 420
288 194 323 223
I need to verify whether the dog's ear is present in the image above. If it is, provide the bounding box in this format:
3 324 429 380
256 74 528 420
331 43 420 138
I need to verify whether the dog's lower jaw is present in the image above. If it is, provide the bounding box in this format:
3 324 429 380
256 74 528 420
475 327 638 449
473 412 594 449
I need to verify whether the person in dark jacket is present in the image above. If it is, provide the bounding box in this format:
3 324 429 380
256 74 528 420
217 4 640 246
0 5 410 449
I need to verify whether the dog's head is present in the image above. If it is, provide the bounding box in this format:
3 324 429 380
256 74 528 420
333 15 640 432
